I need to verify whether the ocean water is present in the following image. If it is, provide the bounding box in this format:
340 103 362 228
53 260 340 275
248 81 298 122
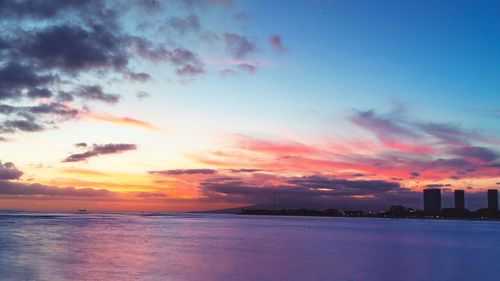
0 213 499 281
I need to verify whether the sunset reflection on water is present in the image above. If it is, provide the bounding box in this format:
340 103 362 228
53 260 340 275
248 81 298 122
1 213 499 281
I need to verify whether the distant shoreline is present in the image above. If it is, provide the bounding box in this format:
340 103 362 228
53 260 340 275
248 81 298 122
238 207 500 221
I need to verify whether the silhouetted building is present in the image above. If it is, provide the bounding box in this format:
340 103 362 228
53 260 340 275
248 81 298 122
454 190 465 210
424 189 441 212
487 189 498 210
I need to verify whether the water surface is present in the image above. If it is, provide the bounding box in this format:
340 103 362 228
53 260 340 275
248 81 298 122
0 213 499 281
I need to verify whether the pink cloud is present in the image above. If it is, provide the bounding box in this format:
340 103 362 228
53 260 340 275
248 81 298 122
268 35 287 53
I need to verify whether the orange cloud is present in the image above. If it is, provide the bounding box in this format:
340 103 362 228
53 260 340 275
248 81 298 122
85 113 159 130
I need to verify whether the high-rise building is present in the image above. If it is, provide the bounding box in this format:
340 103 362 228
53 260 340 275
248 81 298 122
487 189 498 210
454 190 465 210
424 189 441 212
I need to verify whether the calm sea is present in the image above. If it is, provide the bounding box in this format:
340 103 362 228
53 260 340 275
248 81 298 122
0 212 499 281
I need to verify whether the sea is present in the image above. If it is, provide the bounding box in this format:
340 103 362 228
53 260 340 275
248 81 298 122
0 212 499 281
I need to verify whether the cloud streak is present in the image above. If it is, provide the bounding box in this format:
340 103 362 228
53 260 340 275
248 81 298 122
63 143 137 163
86 113 158 130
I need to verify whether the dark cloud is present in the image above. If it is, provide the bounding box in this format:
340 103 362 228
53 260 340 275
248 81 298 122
63 143 137 162
27 88 53 98
0 162 23 180
200 175 408 211
286 176 400 194
0 63 57 100
268 35 286 53
149 169 217 176
132 41 205 76
0 0 92 20
167 48 204 67
21 24 128 72
229 169 263 173
75 142 87 148
237 63 257 74
0 102 80 133
223 33 258 59
75 85 120 104
1 0 245 137
0 180 113 197
165 14 201 35
426 184 452 188
410 172 420 177
125 71 151 82
176 64 205 76
179 0 233 8
450 146 498 162
56 91 74 102
417 122 478 146
350 110 419 140
1 119 44 133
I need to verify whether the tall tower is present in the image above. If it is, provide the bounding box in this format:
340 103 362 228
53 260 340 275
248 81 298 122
487 189 498 210
454 190 465 210
424 189 441 212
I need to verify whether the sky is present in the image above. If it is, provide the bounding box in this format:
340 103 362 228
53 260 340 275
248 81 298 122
0 0 499 212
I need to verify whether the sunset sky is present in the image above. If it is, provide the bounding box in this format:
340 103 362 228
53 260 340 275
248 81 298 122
1 0 499 212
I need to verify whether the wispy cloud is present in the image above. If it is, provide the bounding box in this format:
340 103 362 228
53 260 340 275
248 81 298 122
63 143 137 163
85 113 159 130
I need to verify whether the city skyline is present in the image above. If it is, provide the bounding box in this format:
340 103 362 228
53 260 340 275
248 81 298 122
1 0 500 212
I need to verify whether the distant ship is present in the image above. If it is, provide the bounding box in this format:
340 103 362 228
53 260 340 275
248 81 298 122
78 209 87 212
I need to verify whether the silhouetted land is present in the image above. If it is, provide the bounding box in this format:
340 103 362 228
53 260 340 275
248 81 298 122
239 205 500 220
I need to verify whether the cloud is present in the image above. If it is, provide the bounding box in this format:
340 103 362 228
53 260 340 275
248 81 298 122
136 91 151 101
219 68 239 78
199 174 410 210
21 24 128 73
350 110 436 153
236 134 319 155
75 142 87 148
237 63 257 74
228 169 263 173
351 110 418 139
426 184 452 188
0 180 113 197
63 143 137 162
223 33 258 59
179 0 234 8
192 108 500 182
0 102 80 133
0 162 23 180
0 0 94 20
268 35 286 53
85 113 158 130
450 146 498 162
176 63 205 76
0 63 57 100
165 14 201 35
417 122 480 146
149 169 217 176
75 85 120 104
1 0 255 137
